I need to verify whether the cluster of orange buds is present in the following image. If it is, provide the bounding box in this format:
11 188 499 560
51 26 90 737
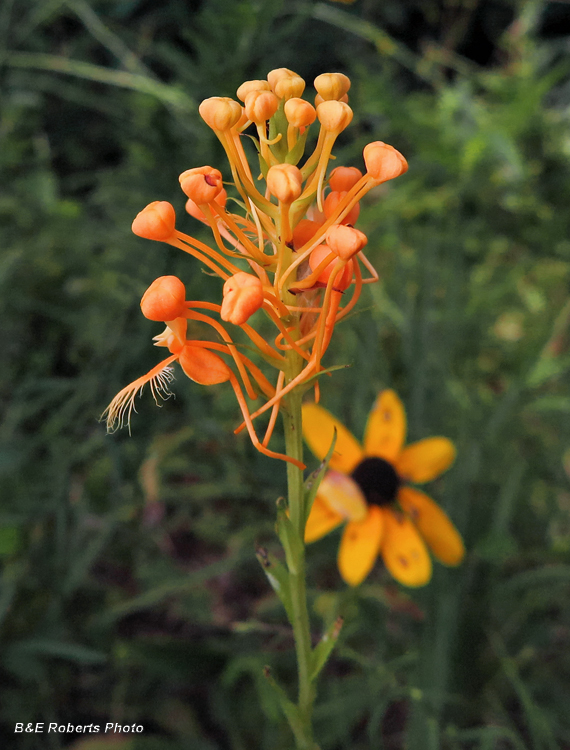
103 69 408 466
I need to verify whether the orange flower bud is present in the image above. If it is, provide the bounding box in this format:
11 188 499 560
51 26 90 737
132 201 176 241
266 163 303 204
325 225 368 260
314 72 351 101
315 93 349 106
329 166 363 192
185 189 227 222
140 276 187 322
363 141 408 182
220 272 264 326
284 98 317 128
244 90 279 123
179 166 223 204
292 218 323 250
267 67 299 92
233 109 249 131
309 245 354 290
323 191 360 225
199 97 243 131
274 75 305 100
316 100 353 132
236 79 271 102
178 344 231 385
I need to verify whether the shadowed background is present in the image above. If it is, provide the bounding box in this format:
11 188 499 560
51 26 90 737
1 1 570 748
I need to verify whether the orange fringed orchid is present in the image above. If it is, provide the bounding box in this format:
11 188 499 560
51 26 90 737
104 69 408 464
302 390 465 586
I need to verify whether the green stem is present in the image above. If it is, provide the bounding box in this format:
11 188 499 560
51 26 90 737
282 351 319 750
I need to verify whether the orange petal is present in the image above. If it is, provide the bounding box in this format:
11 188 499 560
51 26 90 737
302 403 363 474
363 390 407 461
338 506 384 586
178 345 231 385
395 437 456 484
381 510 432 587
305 495 344 543
319 471 367 522
398 487 465 566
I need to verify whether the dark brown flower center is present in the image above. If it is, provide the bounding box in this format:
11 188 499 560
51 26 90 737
351 457 400 507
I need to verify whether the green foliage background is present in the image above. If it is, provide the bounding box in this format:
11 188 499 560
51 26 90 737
1 0 570 748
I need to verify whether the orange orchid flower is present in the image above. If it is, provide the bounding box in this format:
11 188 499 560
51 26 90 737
105 70 408 464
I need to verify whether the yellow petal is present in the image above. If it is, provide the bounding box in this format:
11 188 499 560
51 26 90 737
363 389 407 461
319 470 367 522
302 402 363 474
395 437 456 484
305 495 344 543
381 509 432 587
398 487 465 566
338 506 384 586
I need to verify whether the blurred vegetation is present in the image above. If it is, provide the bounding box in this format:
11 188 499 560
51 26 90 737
1 0 570 748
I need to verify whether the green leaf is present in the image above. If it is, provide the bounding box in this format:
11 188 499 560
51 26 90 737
526 395 570 413
257 152 269 179
303 427 337 523
309 617 343 683
255 547 294 622
526 354 570 388
6 52 196 112
275 501 304 574
262 666 306 744
296 363 350 389
285 129 309 166
268 100 289 161
7 639 106 664
243 133 261 154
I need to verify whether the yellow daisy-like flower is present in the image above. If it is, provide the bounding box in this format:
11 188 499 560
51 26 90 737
303 390 465 587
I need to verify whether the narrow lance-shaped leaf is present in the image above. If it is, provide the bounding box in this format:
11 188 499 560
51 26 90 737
285 129 309 166
268 99 289 161
309 617 343 683
303 427 337 524
258 152 270 180
263 666 306 746
255 547 294 623
275 498 304 574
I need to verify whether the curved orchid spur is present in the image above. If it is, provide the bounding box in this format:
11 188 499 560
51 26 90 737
303 390 465 587
101 69 408 465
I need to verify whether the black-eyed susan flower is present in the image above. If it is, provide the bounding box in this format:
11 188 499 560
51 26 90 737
302 390 465 587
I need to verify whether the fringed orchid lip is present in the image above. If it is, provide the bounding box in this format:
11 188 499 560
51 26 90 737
302 390 465 588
